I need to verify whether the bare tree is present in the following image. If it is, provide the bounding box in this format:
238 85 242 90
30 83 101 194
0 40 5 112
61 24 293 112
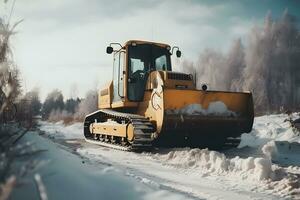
0 10 22 120
73 90 98 121
180 10 300 113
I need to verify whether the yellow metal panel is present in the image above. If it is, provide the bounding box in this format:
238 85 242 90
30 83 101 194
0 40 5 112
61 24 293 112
90 122 127 137
99 81 113 109
89 121 135 142
138 71 165 133
111 101 138 108
164 79 195 89
163 89 252 114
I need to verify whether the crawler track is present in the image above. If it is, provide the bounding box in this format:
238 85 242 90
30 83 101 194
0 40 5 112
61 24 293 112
84 109 155 152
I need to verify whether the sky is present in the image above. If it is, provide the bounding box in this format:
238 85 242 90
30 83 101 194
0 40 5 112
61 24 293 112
1 0 300 100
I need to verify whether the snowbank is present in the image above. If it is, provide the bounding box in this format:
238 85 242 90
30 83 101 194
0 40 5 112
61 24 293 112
164 148 272 180
150 148 300 198
160 148 273 180
38 121 84 139
262 140 300 166
239 113 300 148
238 113 300 165
166 101 236 117
78 146 300 199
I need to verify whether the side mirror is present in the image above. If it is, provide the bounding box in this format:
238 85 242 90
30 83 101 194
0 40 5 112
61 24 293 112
106 46 113 54
176 50 181 58
202 84 208 91
171 46 181 58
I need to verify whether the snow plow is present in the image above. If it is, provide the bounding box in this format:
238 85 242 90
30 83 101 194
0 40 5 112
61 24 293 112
84 40 254 151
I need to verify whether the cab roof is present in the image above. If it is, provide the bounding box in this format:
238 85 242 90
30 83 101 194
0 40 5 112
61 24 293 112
124 40 171 49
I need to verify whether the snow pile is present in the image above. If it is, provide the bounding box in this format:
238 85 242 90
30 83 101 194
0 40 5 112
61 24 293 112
155 148 300 198
239 113 300 149
77 146 300 199
166 101 237 117
261 141 277 159
162 148 272 181
238 113 300 165
262 140 300 166
38 121 84 139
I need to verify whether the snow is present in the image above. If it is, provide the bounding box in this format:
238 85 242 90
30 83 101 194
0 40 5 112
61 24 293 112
166 101 237 117
148 148 299 196
164 148 276 181
38 113 300 199
262 141 300 166
239 113 300 148
78 146 297 199
38 121 84 139
96 120 119 125
261 141 277 159
238 113 300 166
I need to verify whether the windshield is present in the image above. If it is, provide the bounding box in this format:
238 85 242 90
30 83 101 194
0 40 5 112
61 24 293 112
128 44 171 74
127 43 171 101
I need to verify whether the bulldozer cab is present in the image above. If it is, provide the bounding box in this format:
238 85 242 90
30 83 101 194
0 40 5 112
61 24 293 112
127 43 172 101
102 40 182 109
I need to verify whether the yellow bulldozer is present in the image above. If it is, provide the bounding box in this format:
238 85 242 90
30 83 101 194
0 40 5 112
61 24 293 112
84 40 254 151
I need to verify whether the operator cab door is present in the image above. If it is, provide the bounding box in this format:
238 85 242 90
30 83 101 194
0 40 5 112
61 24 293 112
127 44 151 101
112 51 125 102
127 44 172 102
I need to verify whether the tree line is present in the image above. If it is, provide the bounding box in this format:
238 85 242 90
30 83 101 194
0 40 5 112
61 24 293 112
21 89 98 124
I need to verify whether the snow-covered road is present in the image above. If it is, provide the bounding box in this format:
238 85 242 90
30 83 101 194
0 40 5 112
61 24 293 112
38 113 300 199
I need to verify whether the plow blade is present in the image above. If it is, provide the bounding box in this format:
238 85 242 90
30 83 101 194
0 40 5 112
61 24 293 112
155 89 254 148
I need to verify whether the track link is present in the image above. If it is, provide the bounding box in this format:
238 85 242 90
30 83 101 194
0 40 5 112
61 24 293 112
84 109 155 152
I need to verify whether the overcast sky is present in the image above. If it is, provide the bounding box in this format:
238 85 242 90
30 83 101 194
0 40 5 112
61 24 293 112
1 0 300 100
